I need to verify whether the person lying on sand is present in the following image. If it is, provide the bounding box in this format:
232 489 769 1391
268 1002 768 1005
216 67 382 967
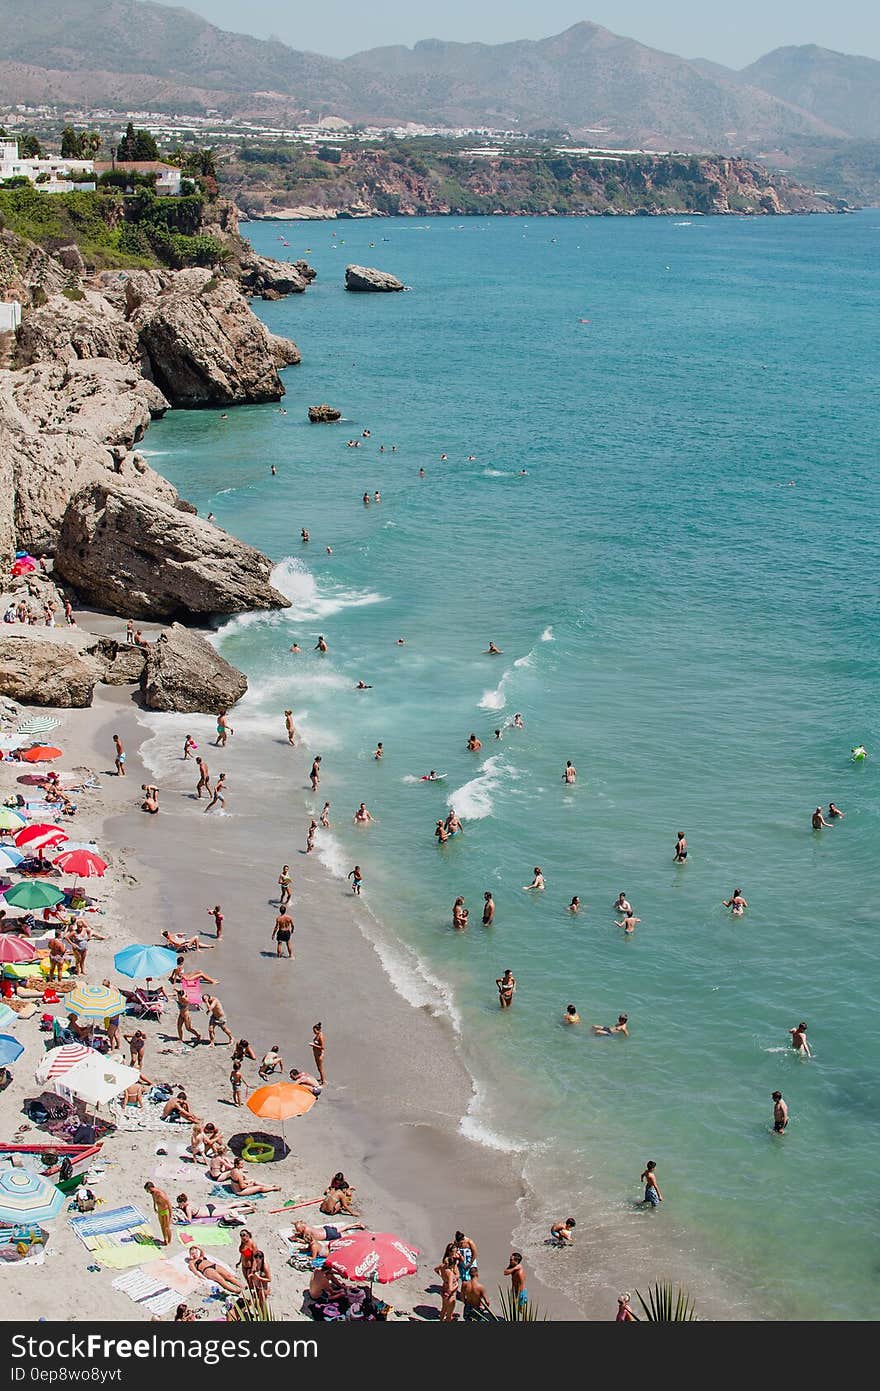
226 1163 281 1197
186 1246 243 1293
292 1219 366 1259
163 931 214 953
174 1194 255 1224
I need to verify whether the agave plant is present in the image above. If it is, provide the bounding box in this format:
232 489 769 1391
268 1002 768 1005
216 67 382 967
634 1281 698 1321
226 1291 277 1321
497 1287 549 1321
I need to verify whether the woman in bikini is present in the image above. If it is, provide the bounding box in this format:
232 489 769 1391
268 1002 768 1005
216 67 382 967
320 1173 357 1217
186 1246 243 1294
246 1249 272 1303
226 1163 281 1197
175 1194 255 1223
434 1252 461 1321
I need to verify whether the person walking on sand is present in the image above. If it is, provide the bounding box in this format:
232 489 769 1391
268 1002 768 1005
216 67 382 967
175 989 201 1045
230 1059 243 1107
278 865 292 907
272 909 294 958
183 735 197 761
124 1028 147 1070
196 757 211 800
320 802 331 828
482 891 495 926
206 904 223 940
673 831 688 862
306 820 317 853
789 1022 812 1057
640 1160 663 1207
214 710 233 748
284 710 296 746
310 756 322 792
205 772 227 813
144 1181 173 1246
772 1091 789 1133
311 1022 326 1086
348 865 363 896
503 1253 528 1310
203 994 233 1046
113 733 126 777
563 760 576 784
496 968 516 1009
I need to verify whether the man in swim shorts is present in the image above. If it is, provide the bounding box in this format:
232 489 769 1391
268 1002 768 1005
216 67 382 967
772 1091 789 1132
272 911 294 958
673 831 687 862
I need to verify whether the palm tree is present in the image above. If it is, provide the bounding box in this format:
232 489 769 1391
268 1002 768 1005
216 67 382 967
634 1281 698 1321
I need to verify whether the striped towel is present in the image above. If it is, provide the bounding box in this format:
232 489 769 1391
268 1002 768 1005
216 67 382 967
71 1206 148 1239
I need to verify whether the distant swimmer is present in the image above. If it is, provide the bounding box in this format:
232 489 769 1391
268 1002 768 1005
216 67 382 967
315 635 328 654
356 680 373 690
486 641 503 655
513 713 524 728
440 454 448 461
851 745 867 762
326 546 333 555
494 728 503 741
467 454 476 461
496 968 516 1009
452 897 468 930
482 891 495 926
564 1004 580 1025
789 1022 812 1058
434 820 449 844
363 492 371 505
524 867 545 891
374 742 383 760
353 802 374 824
563 760 576 784
772 1091 788 1133
467 733 482 751
271 465 277 475
423 771 440 781
592 1014 628 1037
348 865 363 896
615 911 640 934
828 802 844 819
374 491 381 503
518 469 528 476
301 529 310 543
397 638 406 645
811 807 832 830
673 831 688 862
722 888 748 917
290 643 302 654
419 468 426 478
614 893 632 916
568 896 581 913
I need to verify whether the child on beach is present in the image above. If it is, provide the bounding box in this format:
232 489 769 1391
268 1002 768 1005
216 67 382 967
230 1059 243 1107
206 904 223 939
259 1046 284 1080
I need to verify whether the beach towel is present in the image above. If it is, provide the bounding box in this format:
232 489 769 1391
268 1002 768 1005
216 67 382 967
70 1205 148 1239
209 1183 270 1199
177 1226 234 1246
111 1266 182 1316
153 1162 208 1182
94 1242 164 1270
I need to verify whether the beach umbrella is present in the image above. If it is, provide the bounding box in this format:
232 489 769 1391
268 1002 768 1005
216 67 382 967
19 747 62 764
3 882 64 911
246 1083 316 1122
0 936 36 964
0 1169 64 1225
0 1034 24 1067
13 824 69 853
0 808 27 831
0 847 24 870
52 850 107 880
66 981 126 1021
113 944 176 980
34 1043 93 1084
15 717 60 738
57 1053 139 1108
325 1232 420 1285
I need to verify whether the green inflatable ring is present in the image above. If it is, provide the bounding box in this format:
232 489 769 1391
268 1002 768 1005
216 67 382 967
241 1136 275 1165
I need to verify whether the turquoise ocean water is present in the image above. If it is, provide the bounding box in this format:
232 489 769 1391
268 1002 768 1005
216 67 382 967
146 211 879 1319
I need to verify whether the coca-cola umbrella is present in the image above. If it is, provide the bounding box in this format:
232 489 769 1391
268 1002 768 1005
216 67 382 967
325 1231 420 1285
13 824 69 854
52 849 107 891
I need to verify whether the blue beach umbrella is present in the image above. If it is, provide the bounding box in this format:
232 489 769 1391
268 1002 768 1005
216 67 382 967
113 944 178 980
0 847 24 871
0 1034 23 1067
0 1169 64 1225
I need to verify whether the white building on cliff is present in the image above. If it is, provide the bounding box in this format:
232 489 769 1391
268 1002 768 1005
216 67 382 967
0 140 96 191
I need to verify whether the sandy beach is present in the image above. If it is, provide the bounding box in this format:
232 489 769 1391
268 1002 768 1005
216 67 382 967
0 613 583 1322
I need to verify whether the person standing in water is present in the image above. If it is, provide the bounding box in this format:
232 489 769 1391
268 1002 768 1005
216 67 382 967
772 1091 789 1133
496 969 516 1008
563 760 576 784
789 1022 812 1058
315 635 328 654
311 1022 326 1085
569 896 582 913
640 1161 663 1207
310 757 322 792
722 889 748 917
205 772 226 812
215 711 232 748
306 820 317 853
320 802 331 828
524 868 545 891
284 710 296 746
811 807 832 829
673 831 687 862
374 742 383 761
828 802 844 820
196 757 210 799
564 1004 580 1024
482 891 495 926
348 865 363 896
615 911 640 934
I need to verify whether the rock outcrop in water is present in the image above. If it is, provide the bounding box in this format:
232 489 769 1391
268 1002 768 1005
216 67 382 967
56 482 290 621
308 404 341 422
345 265 406 292
142 623 248 713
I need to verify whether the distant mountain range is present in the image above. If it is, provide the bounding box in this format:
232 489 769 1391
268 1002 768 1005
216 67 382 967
1 1 879 151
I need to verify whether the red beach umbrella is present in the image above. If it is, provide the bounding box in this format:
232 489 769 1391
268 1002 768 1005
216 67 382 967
52 849 107 879
13 824 70 855
0 936 36 964
325 1232 420 1285
19 747 62 763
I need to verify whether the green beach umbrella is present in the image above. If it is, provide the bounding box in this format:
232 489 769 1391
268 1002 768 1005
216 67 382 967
3 881 65 910
0 807 27 830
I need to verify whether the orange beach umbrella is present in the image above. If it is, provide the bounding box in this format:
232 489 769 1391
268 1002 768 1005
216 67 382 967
246 1083 316 1122
19 747 63 763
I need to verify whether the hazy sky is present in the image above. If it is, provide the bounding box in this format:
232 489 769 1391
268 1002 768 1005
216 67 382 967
153 0 880 66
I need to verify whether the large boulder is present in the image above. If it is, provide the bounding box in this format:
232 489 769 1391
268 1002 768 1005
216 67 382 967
14 291 142 369
268 333 301 368
56 482 291 620
141 624 247 713
308 404 341 422
239 251 309 297
0 631 102 707
131 270 287 406
345 264 405 292
87 636 148 687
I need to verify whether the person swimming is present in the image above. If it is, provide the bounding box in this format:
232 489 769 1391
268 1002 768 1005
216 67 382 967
568 896 581 913
564 1004 580 1024
789 1022 812 1057
592 1014 628 1037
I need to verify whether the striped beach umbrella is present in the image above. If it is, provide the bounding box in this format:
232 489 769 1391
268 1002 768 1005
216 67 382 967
15 717 61 738
0 808 27 831
0 935 36 964
13 824 69 853
0 1169 64 1225
34 1042 93 1084
3 882 65 911
113 944 176 980
0 846 25 870
67 981 126 1021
